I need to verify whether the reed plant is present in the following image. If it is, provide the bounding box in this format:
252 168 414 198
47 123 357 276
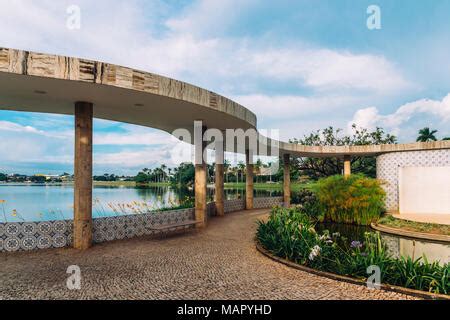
314 174 385 225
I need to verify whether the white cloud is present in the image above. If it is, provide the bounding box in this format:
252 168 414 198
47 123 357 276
246 48 411 93
349 93 450 140
0 0 419 172
165 0 257 37
0 0 410 95
0 121 43 134
94 128 174 146
233 94 359 120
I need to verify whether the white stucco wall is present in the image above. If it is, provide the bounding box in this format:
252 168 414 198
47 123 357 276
399 167 450 215
377 149 450 212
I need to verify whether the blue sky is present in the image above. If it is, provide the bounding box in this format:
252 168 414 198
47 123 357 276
0 0 449 175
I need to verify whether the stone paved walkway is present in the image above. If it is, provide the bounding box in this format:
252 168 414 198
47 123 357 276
0 209 416 300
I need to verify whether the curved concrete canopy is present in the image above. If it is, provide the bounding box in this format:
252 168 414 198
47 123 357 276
1 47 450 158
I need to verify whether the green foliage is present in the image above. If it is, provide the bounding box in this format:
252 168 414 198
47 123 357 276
417 127 438 142
291 189 321 220
257 207 450 295
378 215 450 236
135 172 150 184
94 174 118 182
30 175 46 183
290 125 397 179
170 162 195 186
0 173 7 182
314 175 385 225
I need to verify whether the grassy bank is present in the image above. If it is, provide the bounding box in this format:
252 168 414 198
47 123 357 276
378 215 450 236
93 181 136 187
93 181 173 187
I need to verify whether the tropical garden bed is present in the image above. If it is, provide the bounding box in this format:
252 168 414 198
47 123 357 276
257 175 449 296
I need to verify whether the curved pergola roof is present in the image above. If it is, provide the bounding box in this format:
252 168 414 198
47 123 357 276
1 47 449 158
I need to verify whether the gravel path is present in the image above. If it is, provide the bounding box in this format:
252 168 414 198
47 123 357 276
0 209 416 300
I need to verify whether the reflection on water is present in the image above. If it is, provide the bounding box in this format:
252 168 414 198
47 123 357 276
317 223 450 265
0 184 281 222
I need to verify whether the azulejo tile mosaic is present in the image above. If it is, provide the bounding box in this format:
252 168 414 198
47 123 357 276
377 150 450 212
0 197 283 253
0 220 73 252
254 197 284 209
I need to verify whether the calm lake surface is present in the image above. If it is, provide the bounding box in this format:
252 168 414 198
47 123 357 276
0 184 281 222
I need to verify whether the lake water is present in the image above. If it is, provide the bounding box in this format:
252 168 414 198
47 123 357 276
0 184 281 222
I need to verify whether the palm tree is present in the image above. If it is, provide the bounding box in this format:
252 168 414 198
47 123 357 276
160 165 167 182
417 127 438 142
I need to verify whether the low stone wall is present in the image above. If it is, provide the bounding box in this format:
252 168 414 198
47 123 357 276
254 197 284 209
0 220 73 252
92 208 195 244
224 198 246 213
0 197 281 253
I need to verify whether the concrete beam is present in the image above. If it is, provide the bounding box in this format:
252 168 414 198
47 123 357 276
74 102 93 250
283 154 291 208
246 149 254 210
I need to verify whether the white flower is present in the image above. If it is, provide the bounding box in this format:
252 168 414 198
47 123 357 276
309 245 322 261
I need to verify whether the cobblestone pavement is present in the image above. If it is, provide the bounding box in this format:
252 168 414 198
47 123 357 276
0 209 416 300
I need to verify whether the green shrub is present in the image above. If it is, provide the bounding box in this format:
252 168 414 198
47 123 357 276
314 174 385 225
291 189 321 220
257 207 449 295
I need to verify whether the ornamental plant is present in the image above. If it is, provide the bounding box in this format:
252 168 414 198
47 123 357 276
314 174 386 225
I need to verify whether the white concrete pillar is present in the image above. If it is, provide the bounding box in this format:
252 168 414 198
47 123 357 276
74 102 93 250
195 122 207 227
246 149 254 210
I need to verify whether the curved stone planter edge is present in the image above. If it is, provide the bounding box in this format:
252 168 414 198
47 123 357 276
371 223 450 244
255 242 450 300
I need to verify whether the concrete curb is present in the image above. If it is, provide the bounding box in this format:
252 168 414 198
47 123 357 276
371 223 450 243
256 242 450 300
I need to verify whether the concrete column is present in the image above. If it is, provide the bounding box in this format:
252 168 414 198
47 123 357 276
246 149 254 210
74 102 93 250
344 155 351 178
215 137 225 217
283 154 291 208
195 123 207 227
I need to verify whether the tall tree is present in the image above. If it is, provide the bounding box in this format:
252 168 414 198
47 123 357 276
416 127 438 142
290 125 397 179
0 173 7 182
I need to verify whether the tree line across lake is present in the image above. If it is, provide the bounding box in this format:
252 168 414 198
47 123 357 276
1 126 448 185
